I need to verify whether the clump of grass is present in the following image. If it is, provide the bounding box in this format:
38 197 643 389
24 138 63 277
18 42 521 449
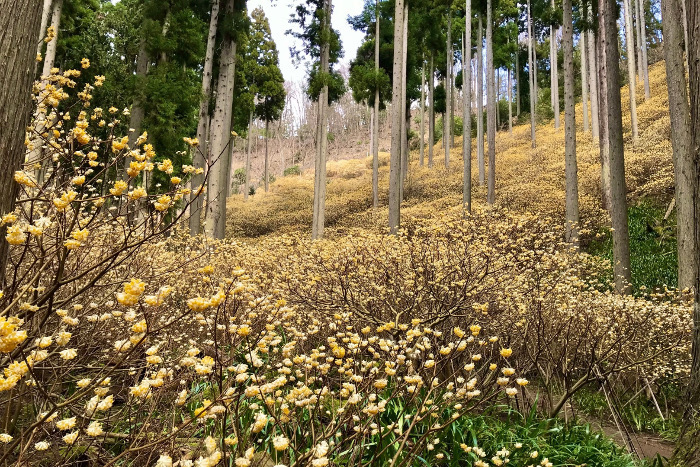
573 385 683 442
434 405 642 467
587 200 678 292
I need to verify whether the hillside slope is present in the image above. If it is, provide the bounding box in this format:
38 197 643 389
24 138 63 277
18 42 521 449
225 61 673 239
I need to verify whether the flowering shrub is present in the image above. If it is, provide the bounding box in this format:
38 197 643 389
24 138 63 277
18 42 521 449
0 59 688 467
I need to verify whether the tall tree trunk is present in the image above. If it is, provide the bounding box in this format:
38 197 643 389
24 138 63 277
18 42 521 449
42 0 62 78
0 0 44 282
451 52 456 149
477 14 485 183
496 69 501 128
563 0 579 244
550 2 560 130
369 107 375 160
205 0 237 239
37 0 52 58
689 0 700 391
464 3 472 212
486 0 496 205
599 0 633 294
588 19 600 141
373 0 380 207
662 0 695 291
636 0 650 98
681 0 690 73
599 24 611 213
244 111 253 201
672 1 700 463
420 59 426 167
445 10 452 168
533 26 538 111
429 54 435 168
527 0 536 148
389 0 405 233
508 66 513 134
190 0 219 235
124 38 150 182
264 119 269 192
622 0 639 142
224 136 235 199
581 30 590 132
634 0 644 81
516 43 521 116
159 9 172 66
400 3 409 201
28 0 63 172
312 0 332 240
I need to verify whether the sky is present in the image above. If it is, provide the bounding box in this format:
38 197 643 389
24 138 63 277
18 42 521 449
247 0 366 82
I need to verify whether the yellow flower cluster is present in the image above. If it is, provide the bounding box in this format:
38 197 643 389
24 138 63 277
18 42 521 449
0 317 27 353
53 190 77 211
154 195 172 211
5 225 27 245
14 171 38 188
110 180 128 196
116 279 146 306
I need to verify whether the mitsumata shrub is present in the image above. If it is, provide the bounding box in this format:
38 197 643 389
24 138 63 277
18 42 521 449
0 58 689 467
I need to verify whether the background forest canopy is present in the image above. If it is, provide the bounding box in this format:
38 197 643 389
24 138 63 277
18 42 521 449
52 0 289 189
54 0 665 196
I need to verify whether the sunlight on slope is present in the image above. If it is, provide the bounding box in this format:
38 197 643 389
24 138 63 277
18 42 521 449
226 62 672 238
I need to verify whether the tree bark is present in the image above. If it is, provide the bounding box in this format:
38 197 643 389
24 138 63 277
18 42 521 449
508 66 513 134
516 43 521 116
388 0 405 233
428 54 435 168
662 0 695 291
496 69 500 128
689 0 700 401
420 59 426 167
37 0 52 58
244 111 253 201
477 14 485 183
451 52 456 149
634 0 644 81
205 0 237 239
373 0 380 207
563 0 579 244
312 0 332 240
42 0 62 78
599 0 633 294
28 0 63 172
0 0 44 282
527 0 536 148
550 0 560 130
124 38 150 182
588 23 600 141
264 119 269 192
400 2 408 200
622 0 639 142
681 0 690 72
636 0 650 98
445 10 452 168
464 3 472 212
486 0 496 205
581 30 590 133
672 0 700 463
190 0 219 235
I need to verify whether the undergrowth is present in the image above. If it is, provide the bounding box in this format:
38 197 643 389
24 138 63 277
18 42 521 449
587 200 679 293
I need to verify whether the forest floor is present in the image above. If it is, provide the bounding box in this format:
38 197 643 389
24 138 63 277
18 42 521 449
225 60 673 243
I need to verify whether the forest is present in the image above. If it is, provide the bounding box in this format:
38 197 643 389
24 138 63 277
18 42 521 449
0 0 699 465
